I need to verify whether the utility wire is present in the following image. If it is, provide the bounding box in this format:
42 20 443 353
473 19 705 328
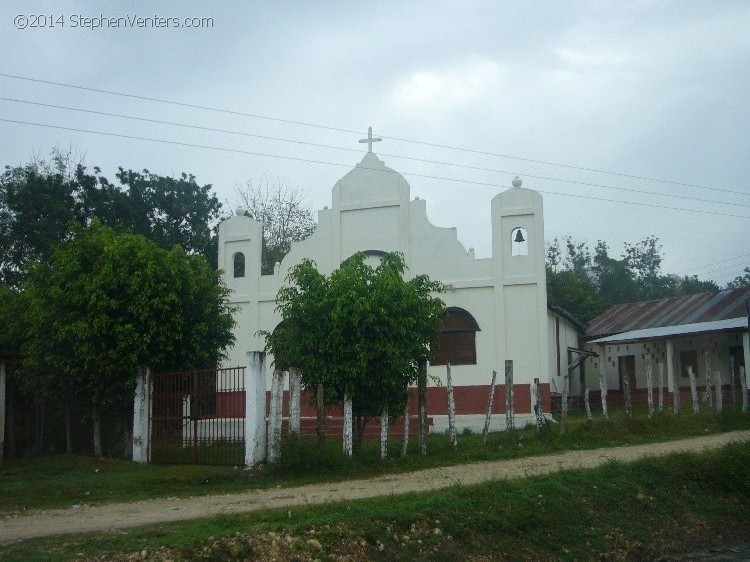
1 71 746 197
1 97 746 210
693 263 750 279
677 253 750 275
4 117 747 221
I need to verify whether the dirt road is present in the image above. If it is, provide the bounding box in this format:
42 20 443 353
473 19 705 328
2 430 748 544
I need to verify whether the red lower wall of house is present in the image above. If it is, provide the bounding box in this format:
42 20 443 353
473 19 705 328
585 385 735 410
215 382 552 418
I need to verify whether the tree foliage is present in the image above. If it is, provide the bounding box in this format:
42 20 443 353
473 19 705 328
21 222 235 426
263 252 445 448
0 149 224 286
546 235 732 325
235 177 316 274
727 267 750 289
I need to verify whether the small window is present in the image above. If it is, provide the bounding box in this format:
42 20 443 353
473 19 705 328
511 227 528 256
233 252 245 278
431 307 480 366
680 350 698 379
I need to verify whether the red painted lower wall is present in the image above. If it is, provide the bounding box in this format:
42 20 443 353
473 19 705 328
585 386 735 410
215 382 552 418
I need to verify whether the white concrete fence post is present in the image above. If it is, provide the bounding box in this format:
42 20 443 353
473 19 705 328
245 351 267 467
288 367 301 436
268 369 285 462
132 366 151 463
584 387 592 421
741 366 748 413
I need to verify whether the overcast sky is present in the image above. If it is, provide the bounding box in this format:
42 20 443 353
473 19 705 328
1 1 748 286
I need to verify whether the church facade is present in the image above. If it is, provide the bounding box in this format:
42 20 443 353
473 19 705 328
218 146 564 431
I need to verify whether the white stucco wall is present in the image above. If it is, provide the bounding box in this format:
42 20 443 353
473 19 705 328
219 152 550 394
583 331 745 392
547 312 583 395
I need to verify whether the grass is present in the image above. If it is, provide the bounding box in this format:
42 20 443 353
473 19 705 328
2 407 749 515
2 440 749 561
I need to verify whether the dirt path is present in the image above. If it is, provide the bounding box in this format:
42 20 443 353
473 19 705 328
2 431 748 544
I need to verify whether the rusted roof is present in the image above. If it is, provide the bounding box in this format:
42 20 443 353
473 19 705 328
585 287 750 339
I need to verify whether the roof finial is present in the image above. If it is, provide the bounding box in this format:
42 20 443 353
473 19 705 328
512 176 522 188
359 126 382 153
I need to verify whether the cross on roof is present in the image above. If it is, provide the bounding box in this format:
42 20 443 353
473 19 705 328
359 126 382 153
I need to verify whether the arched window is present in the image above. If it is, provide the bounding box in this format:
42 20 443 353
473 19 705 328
511 227 528 256
233 252 245 278
431 307 480 365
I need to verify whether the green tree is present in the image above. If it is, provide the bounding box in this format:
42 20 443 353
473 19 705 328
264 252 445 452
546 267 606 324
22 222 235 456
592 241 639 307
0 284 28 360
678 275 721 294
114 168 223 263
0 150 225 288
727 267 750 289
0 152 87 286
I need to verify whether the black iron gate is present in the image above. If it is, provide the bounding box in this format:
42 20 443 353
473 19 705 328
150 366 245 465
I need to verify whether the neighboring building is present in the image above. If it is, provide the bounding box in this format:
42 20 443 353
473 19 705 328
583 288 750 407
218 147 580 432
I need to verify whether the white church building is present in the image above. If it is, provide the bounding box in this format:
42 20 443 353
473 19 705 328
218 140 580 432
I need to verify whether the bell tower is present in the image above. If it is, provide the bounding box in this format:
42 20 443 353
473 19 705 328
491 177 548 389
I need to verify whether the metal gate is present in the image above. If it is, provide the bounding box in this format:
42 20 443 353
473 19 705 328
150 366 245 465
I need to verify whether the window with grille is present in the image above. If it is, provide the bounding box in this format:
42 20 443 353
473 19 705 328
431 307 480 365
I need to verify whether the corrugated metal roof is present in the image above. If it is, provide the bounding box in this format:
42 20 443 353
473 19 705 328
585 287 750 339
588 317 747 344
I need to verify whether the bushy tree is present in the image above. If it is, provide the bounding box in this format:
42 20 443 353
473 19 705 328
114 168 223 262
546 235 726 325
22 222 235 456
0 152 85 286
0 150 224 287
264 252 445 451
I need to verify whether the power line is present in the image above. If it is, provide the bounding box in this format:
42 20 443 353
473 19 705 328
693 263 750 279
4 117 747 221
0 72 362 136
0 117 497 187
1 71 746 197
677 253 750 275
1 96 746 210
380 134 748 197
